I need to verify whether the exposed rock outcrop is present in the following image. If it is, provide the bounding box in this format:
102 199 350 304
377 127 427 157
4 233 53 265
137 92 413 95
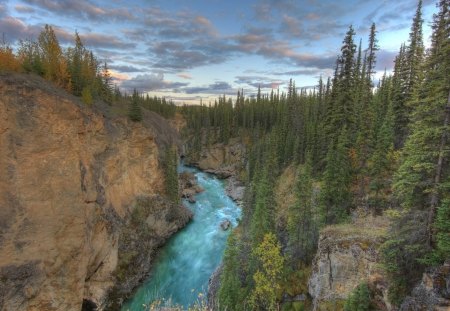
308 217 389 310
184 137 246 179
225 177 245 205
0 73 189 311
179 171 203 204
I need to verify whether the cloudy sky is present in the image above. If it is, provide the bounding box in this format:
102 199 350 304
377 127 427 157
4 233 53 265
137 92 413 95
0 0 439 104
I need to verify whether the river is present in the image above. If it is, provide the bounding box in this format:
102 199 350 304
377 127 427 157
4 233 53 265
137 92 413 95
121 165 241 310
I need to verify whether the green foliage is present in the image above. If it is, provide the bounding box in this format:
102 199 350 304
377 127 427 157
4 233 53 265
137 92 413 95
249 167 275 247
320 127 352 225
128 88 143 122
81 87 93 106
177 2 448 308
218 231 242 311
380 210 429 305
164 145 180 205
287 158 318 266
434 198 450 263
249 233 284 311
344 283 371 311
424 198 450 265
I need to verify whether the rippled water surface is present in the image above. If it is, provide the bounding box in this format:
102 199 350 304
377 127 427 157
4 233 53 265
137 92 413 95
121 165 241 310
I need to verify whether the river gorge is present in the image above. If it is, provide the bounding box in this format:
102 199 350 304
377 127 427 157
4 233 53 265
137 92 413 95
121 165 241 310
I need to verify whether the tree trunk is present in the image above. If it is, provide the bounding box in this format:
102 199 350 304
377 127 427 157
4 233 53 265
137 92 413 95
427 90 450 246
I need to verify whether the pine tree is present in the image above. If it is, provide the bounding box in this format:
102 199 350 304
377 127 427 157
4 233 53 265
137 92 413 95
128 88 143 122
218 231 242 311
327 25 357 142
393 0 449 212
100 62 113 103
320 127 352 225
67 31 85 96
392 1 425 148
366 23 379 83
433 198 450 263
406 0 425 95
249 165 275 246
344 283 371 311
287 157 318 266
369 97 395 211
165 145 180 205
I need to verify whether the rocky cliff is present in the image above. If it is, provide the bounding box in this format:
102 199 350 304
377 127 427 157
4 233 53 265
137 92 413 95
308 216 390 310
0 73 190 310
183 137 246 205
183 137 246 179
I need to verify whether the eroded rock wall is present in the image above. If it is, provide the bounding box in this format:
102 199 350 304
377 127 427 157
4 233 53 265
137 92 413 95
308 219 389 310
0 74 187 310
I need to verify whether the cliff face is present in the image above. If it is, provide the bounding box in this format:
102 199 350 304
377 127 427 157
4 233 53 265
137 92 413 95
0 74 189 310
183 137 246 179
308 217 389 310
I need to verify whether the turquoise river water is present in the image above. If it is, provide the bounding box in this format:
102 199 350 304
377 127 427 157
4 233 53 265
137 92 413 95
121 165 241 310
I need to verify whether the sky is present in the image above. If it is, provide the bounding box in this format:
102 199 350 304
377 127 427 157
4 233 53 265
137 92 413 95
0 0 440 104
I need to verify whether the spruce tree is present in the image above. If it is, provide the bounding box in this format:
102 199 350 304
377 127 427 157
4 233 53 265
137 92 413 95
287 157 318 266
218 232 242 311
393 0 449 212
128 88 143 122
165 145 180 205
249 165 275 246
320 127 352 225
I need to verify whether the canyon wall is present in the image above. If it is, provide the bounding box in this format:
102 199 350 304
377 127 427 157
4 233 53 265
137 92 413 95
0 73 190 310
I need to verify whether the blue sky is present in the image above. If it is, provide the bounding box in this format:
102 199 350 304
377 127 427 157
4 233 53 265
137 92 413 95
0 0 439 104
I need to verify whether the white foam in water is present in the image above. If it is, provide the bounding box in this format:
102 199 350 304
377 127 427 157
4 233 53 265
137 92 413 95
121 164 241 311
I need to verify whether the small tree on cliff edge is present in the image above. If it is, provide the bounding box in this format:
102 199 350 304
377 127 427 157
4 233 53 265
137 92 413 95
129 88 142 122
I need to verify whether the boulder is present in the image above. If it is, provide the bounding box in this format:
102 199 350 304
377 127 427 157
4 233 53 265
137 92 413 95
220 219 231 231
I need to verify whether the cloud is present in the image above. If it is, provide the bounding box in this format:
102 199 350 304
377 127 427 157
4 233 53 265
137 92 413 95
177 73 193 80
150 40 228 70
22 0 134 22
0 3 7 17
144 8 217 39
14 4 36 13
375 49 398 71
0 16 41 43
280 15 303 38
271 68 332 77
109 65 146 73
364 0 436 33
183 81 235 95
255 43 336 69
109 70 129 82
120 73 189 92
235 76 284 89
48 27 136 49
